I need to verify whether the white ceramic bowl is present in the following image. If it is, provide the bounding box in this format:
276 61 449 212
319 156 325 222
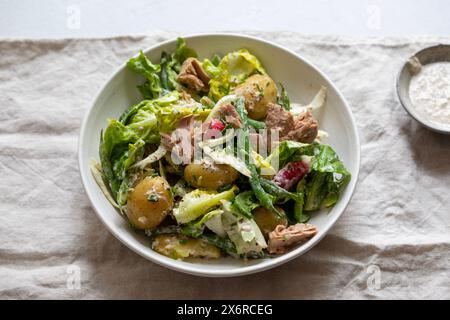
79 33 360 277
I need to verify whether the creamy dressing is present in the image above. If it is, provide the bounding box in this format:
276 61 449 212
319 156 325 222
409 61 450 125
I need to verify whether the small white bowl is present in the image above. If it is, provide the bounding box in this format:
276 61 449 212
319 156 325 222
397 44 450 134
78 33 360 277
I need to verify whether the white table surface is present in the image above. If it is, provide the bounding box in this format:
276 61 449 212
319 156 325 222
0 0 449 38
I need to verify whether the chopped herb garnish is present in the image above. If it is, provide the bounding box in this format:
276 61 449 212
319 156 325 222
277 82 290 110
256 84 264 100
217 184 233 193
147 193 159 202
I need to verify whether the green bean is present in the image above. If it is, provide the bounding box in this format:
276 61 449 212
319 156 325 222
248 118 266 130
249 165 284 218
260 179 302 203
160 51 170 91
277 82 290 110
200 234 237 256
144 225 180 238
235 96 282 217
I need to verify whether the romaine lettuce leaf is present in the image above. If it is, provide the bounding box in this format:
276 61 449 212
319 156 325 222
266 140 309 169
267 141 351 212
303 171 329 211
112 139 145 180
99 119 143 198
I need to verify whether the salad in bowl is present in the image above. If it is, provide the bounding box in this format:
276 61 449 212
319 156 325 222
91 38 351 261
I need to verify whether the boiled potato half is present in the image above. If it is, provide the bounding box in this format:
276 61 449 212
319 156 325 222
126 176 173 230
253 206 288 237
234 74 277 120
184 162 239 190
152 234 221 260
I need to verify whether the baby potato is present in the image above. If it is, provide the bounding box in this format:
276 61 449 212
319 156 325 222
126 176 173 230
234 74 277 120
184 162 239 190
253 206 288 237
152 234 221 260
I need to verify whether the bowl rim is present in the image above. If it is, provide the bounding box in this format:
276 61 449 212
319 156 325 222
396 44 450 135
78 32 361 277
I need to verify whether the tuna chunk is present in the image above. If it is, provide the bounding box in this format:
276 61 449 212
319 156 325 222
268 223 318 254
216 104 242 128
286 110 318 143
265 103 295 138
265 103 318 144
177 58 210 93
161 115 195 164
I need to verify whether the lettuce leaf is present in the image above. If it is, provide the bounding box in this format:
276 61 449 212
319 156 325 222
127 38 197 99
127 109 159 142
233 191 260 218
267 141 351 212
99 92 184 203
160 38 198 92
173 186 238 224
193 209 226 237
100 89 210 206
112 139 145 180
127 51 162 99
202 58 221 78
99 120 143 199
173 37 198 64
208 49 266 101
160 51 178 92
266 140 309 169
123 91 207 134
221 201 267 256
